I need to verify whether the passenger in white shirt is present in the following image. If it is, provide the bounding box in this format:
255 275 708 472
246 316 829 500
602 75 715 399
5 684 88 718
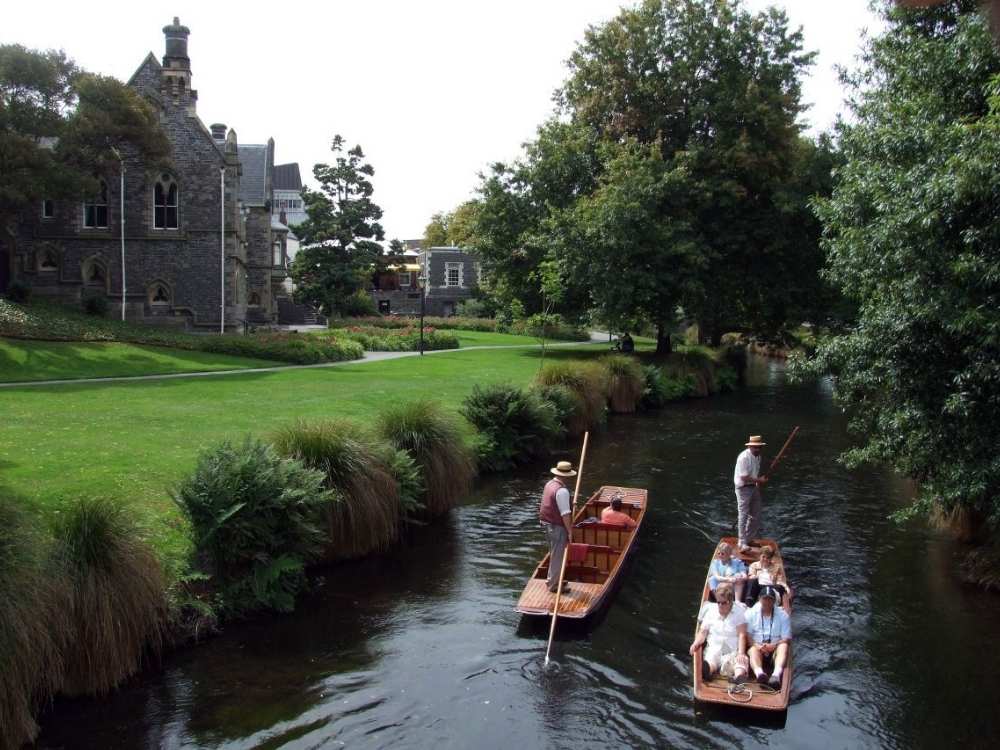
689 582 749 681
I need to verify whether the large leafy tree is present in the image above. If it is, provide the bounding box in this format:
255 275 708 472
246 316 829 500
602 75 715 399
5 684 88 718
0 45 168 236
291 135 385 315
808 1 1000 531
558 0 820 344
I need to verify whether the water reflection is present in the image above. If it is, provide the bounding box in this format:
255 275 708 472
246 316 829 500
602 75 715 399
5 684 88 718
37 359 1000 749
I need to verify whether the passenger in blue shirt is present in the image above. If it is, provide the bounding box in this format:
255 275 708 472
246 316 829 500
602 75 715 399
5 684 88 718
709 541 748 602
745 586 792 687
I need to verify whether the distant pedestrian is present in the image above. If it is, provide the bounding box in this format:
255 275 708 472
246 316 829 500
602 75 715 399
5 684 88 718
734 435 769 553
539 461 576 593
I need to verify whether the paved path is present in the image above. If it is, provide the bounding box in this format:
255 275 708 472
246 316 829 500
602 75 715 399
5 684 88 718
0 333 612 389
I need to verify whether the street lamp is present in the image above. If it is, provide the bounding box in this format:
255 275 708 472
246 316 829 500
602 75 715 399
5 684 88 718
417 274 427 355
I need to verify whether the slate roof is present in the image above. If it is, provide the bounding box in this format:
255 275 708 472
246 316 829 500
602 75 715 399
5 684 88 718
238 144 269 206
271 217 289 232
273 163 302 191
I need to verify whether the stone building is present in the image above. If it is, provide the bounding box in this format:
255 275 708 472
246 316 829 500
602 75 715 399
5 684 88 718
4 18 290 330
370 246 480 316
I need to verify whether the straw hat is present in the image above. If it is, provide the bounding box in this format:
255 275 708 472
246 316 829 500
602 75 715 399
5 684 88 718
745 435 767 447
550 460 577 477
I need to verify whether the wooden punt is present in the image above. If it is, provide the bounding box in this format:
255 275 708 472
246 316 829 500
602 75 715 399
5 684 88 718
515 485 647 619
691 536 792 712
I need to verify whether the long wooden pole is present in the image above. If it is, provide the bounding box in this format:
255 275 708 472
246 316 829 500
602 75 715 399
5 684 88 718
766 426 800 478
544 431 589 666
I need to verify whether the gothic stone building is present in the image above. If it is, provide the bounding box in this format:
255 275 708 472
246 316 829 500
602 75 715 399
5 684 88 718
4 19 289 330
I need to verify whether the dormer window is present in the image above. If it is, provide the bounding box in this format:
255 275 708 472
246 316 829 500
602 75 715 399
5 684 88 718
83 181 108 228
154 175 179 229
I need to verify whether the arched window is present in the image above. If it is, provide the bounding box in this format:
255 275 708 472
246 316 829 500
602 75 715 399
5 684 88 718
154 175 179 230
248 291 261 306
148 281 172 306
38 247 59 272
82 257 107 288
83 180 108 228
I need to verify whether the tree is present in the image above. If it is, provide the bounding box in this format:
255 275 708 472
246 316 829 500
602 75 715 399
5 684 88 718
0 45 168 237
445 201 480 248
558 0 821 344
422 212 449 248
806 1 1000 532
290 135 385 315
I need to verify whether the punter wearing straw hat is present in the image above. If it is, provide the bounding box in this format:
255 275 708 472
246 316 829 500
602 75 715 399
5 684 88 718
539 461 576 593
734 435 769 554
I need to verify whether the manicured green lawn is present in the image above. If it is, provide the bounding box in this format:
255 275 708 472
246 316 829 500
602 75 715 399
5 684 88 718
0 343 608 566
452 330 562 347
0 338 278 382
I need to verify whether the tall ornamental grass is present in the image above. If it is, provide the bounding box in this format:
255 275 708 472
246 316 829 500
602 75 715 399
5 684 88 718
603 355 646 413
376 401 475 515
535 361 608 435
461 383 561 471
0 498 68 750
52 498 167 697
174 437 330 616
272 420 403 559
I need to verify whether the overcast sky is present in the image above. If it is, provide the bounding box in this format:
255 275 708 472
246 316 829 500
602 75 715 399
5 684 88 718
5 1 882 241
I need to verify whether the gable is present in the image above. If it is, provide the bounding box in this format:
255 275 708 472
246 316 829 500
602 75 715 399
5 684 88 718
127 53 163 105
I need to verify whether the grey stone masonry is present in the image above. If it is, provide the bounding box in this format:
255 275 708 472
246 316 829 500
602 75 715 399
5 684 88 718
7 18 282 331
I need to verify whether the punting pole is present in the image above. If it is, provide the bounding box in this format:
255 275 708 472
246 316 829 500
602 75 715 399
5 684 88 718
766 426 800 478
544 431 590 667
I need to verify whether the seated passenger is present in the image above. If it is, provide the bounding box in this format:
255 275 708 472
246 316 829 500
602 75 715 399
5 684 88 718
600 497 637 528
689 582 749 682
745 585 792 687
709 541 747 602
747 545 793 612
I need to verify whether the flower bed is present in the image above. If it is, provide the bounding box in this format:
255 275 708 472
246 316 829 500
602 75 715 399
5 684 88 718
321 325 460 352
330 315 590 341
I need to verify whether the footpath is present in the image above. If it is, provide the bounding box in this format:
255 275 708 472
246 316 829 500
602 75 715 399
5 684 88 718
0 332 615 389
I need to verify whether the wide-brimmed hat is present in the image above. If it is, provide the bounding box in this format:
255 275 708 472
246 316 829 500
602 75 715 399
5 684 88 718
550 460 577 477
745 435 767 447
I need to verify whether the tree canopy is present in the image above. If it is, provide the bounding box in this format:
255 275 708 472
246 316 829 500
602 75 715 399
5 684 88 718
0 45 169 234
290 135 385 316
806 0 1000 530
461 0 831 348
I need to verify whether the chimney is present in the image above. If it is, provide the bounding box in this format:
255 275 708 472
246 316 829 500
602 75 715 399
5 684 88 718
162 17 191 69
210 123 227 142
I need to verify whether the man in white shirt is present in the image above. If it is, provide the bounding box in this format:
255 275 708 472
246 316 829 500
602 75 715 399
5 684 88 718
734 435 768 554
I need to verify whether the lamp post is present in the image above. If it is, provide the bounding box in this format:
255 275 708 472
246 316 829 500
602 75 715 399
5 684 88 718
417 274 426 355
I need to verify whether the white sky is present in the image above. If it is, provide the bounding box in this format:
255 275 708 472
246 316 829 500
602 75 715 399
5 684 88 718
5 0 881 240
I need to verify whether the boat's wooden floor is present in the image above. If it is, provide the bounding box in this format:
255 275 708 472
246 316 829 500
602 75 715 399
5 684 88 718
692 536 792 712
516 579 605 617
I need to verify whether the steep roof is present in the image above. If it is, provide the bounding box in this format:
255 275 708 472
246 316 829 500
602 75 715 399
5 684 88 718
273 163 302 191
238 144 269 206
126 52 163 104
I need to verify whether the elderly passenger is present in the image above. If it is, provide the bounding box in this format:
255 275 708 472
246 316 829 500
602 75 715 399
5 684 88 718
689 582 749 682
745 585 792 687
709 542 748 603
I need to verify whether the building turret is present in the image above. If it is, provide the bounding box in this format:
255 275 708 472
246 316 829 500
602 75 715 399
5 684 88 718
162 17 190 69
161 17 197 111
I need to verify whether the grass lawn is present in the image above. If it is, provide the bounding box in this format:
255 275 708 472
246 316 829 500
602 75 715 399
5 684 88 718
0 343 609 568
0 338 279 382
452 330 567 347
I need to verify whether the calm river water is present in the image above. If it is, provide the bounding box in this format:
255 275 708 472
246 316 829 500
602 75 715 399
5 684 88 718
37 358 1000 749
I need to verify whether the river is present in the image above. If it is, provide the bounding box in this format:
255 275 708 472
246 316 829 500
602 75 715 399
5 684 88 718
36 358 1000 749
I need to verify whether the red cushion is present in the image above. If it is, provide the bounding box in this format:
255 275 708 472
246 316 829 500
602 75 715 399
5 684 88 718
568 543 589 563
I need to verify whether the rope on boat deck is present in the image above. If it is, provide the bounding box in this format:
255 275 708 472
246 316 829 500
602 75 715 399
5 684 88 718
703 679 780 703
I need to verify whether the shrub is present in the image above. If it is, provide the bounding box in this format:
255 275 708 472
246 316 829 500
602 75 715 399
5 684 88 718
533 383 578 437
461 383 561 472
52 497 167 696
603 355 645 413
510 313 590 341
200 333 363 364
380 446 425 518
327 325 460 352
456 298 492 318
329 315 497 332
376 401 476 516
173 438 330 616
716 366 739 393
0 497 69 749
5 281 31 304
271 420 403 559
535 361 608 435
82 293 109 317
340 290 377 317
640 365 670 409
